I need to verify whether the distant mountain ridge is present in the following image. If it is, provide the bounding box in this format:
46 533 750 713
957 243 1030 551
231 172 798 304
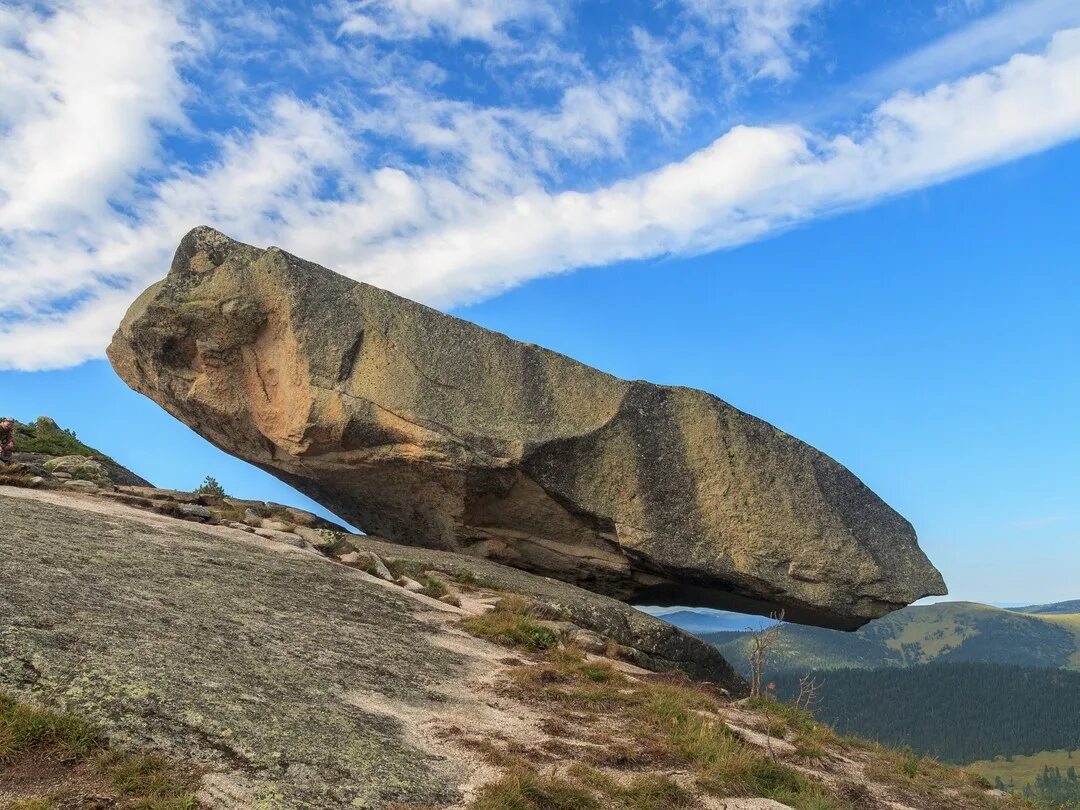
635 606 774 634
708 600 1080 675
1011 599 1080 615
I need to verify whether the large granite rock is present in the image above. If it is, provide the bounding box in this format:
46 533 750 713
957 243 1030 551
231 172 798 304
108 227 946 629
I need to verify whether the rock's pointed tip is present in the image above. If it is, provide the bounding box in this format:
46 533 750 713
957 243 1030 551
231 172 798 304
169 226 246 277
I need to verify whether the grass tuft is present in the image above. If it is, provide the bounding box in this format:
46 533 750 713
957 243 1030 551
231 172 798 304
1 692 198 808
470 764 600 810
0 693 98 761
461 599 560 651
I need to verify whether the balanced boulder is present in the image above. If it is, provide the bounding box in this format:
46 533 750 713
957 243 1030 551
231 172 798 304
108 227 946 629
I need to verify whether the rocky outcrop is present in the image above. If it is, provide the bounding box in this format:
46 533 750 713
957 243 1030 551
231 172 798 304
7 416 152 487
108 227 946 630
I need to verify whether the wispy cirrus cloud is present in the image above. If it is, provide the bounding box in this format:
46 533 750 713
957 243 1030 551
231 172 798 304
677 0 823 81
856 0 1080 100
1 0 1079 370
336 0 566 44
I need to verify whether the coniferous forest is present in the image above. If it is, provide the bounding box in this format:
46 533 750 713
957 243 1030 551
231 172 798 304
771 663 1080 764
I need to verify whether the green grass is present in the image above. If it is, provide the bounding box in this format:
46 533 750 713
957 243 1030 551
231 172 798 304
968 748 1080 791
500 650 849 810
0 692 198 808
460 597 560 651
12 417 104 459
419 575 449 600
0 692 97 760
470 765 601 810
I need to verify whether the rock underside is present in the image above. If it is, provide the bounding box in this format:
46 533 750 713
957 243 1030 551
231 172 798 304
108 227 946 630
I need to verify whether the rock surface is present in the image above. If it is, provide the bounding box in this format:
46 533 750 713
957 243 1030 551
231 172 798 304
108 227 946 629
0 485 739 807
336 533 744 684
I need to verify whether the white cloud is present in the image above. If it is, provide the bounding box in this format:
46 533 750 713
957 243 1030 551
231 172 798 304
337 27 1080 305
0 0 190 232
855 0 1080 101
678 0 822 81
337 0 565 45
2 3 1080 371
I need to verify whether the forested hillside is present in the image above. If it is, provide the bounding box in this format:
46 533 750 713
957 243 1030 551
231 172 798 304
710 601 1080 674
771 663 1080 764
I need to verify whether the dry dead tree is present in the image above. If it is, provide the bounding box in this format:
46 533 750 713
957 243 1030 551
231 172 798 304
747 609 785 698
794 673 824 713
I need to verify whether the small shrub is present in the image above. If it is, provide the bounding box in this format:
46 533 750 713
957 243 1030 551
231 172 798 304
568 765 696 810
386 558 427 581
900 745 919 778
420 576 448 600
194 476 226 497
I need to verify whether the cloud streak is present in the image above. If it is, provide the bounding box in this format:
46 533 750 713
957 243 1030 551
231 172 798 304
1 2 1079 370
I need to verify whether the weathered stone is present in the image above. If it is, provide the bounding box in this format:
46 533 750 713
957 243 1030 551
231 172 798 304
321 535 743 688
62 479 100 493
569 628 609 655
283 507 320 528
260 518 294 533
397 576 426 593
364 552 395 582
254 527 305 547
0 488 465 809
108 227 946 629
178 502 213 521
293 525 330 547
44 455 111 485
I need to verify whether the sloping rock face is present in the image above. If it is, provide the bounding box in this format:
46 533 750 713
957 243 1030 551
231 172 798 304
0 488 463 808
0 485 743 807
108 227 946 629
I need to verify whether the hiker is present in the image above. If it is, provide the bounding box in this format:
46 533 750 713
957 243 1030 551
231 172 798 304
0 417 14 464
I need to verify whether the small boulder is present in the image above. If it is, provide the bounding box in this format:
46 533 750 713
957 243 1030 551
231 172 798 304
568 629 608 655
283 507 319 528
62 479 100 493
339 550 395 581
260 518 294 533
253 527 305 548
178 503 213 521
293 526 331 548
44 455 111 485
397 577 426 593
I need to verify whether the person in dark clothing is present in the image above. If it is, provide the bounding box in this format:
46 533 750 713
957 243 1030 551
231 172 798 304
0 418 14 464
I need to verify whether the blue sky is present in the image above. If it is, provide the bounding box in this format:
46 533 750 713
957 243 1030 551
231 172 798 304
1 0 1078 606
